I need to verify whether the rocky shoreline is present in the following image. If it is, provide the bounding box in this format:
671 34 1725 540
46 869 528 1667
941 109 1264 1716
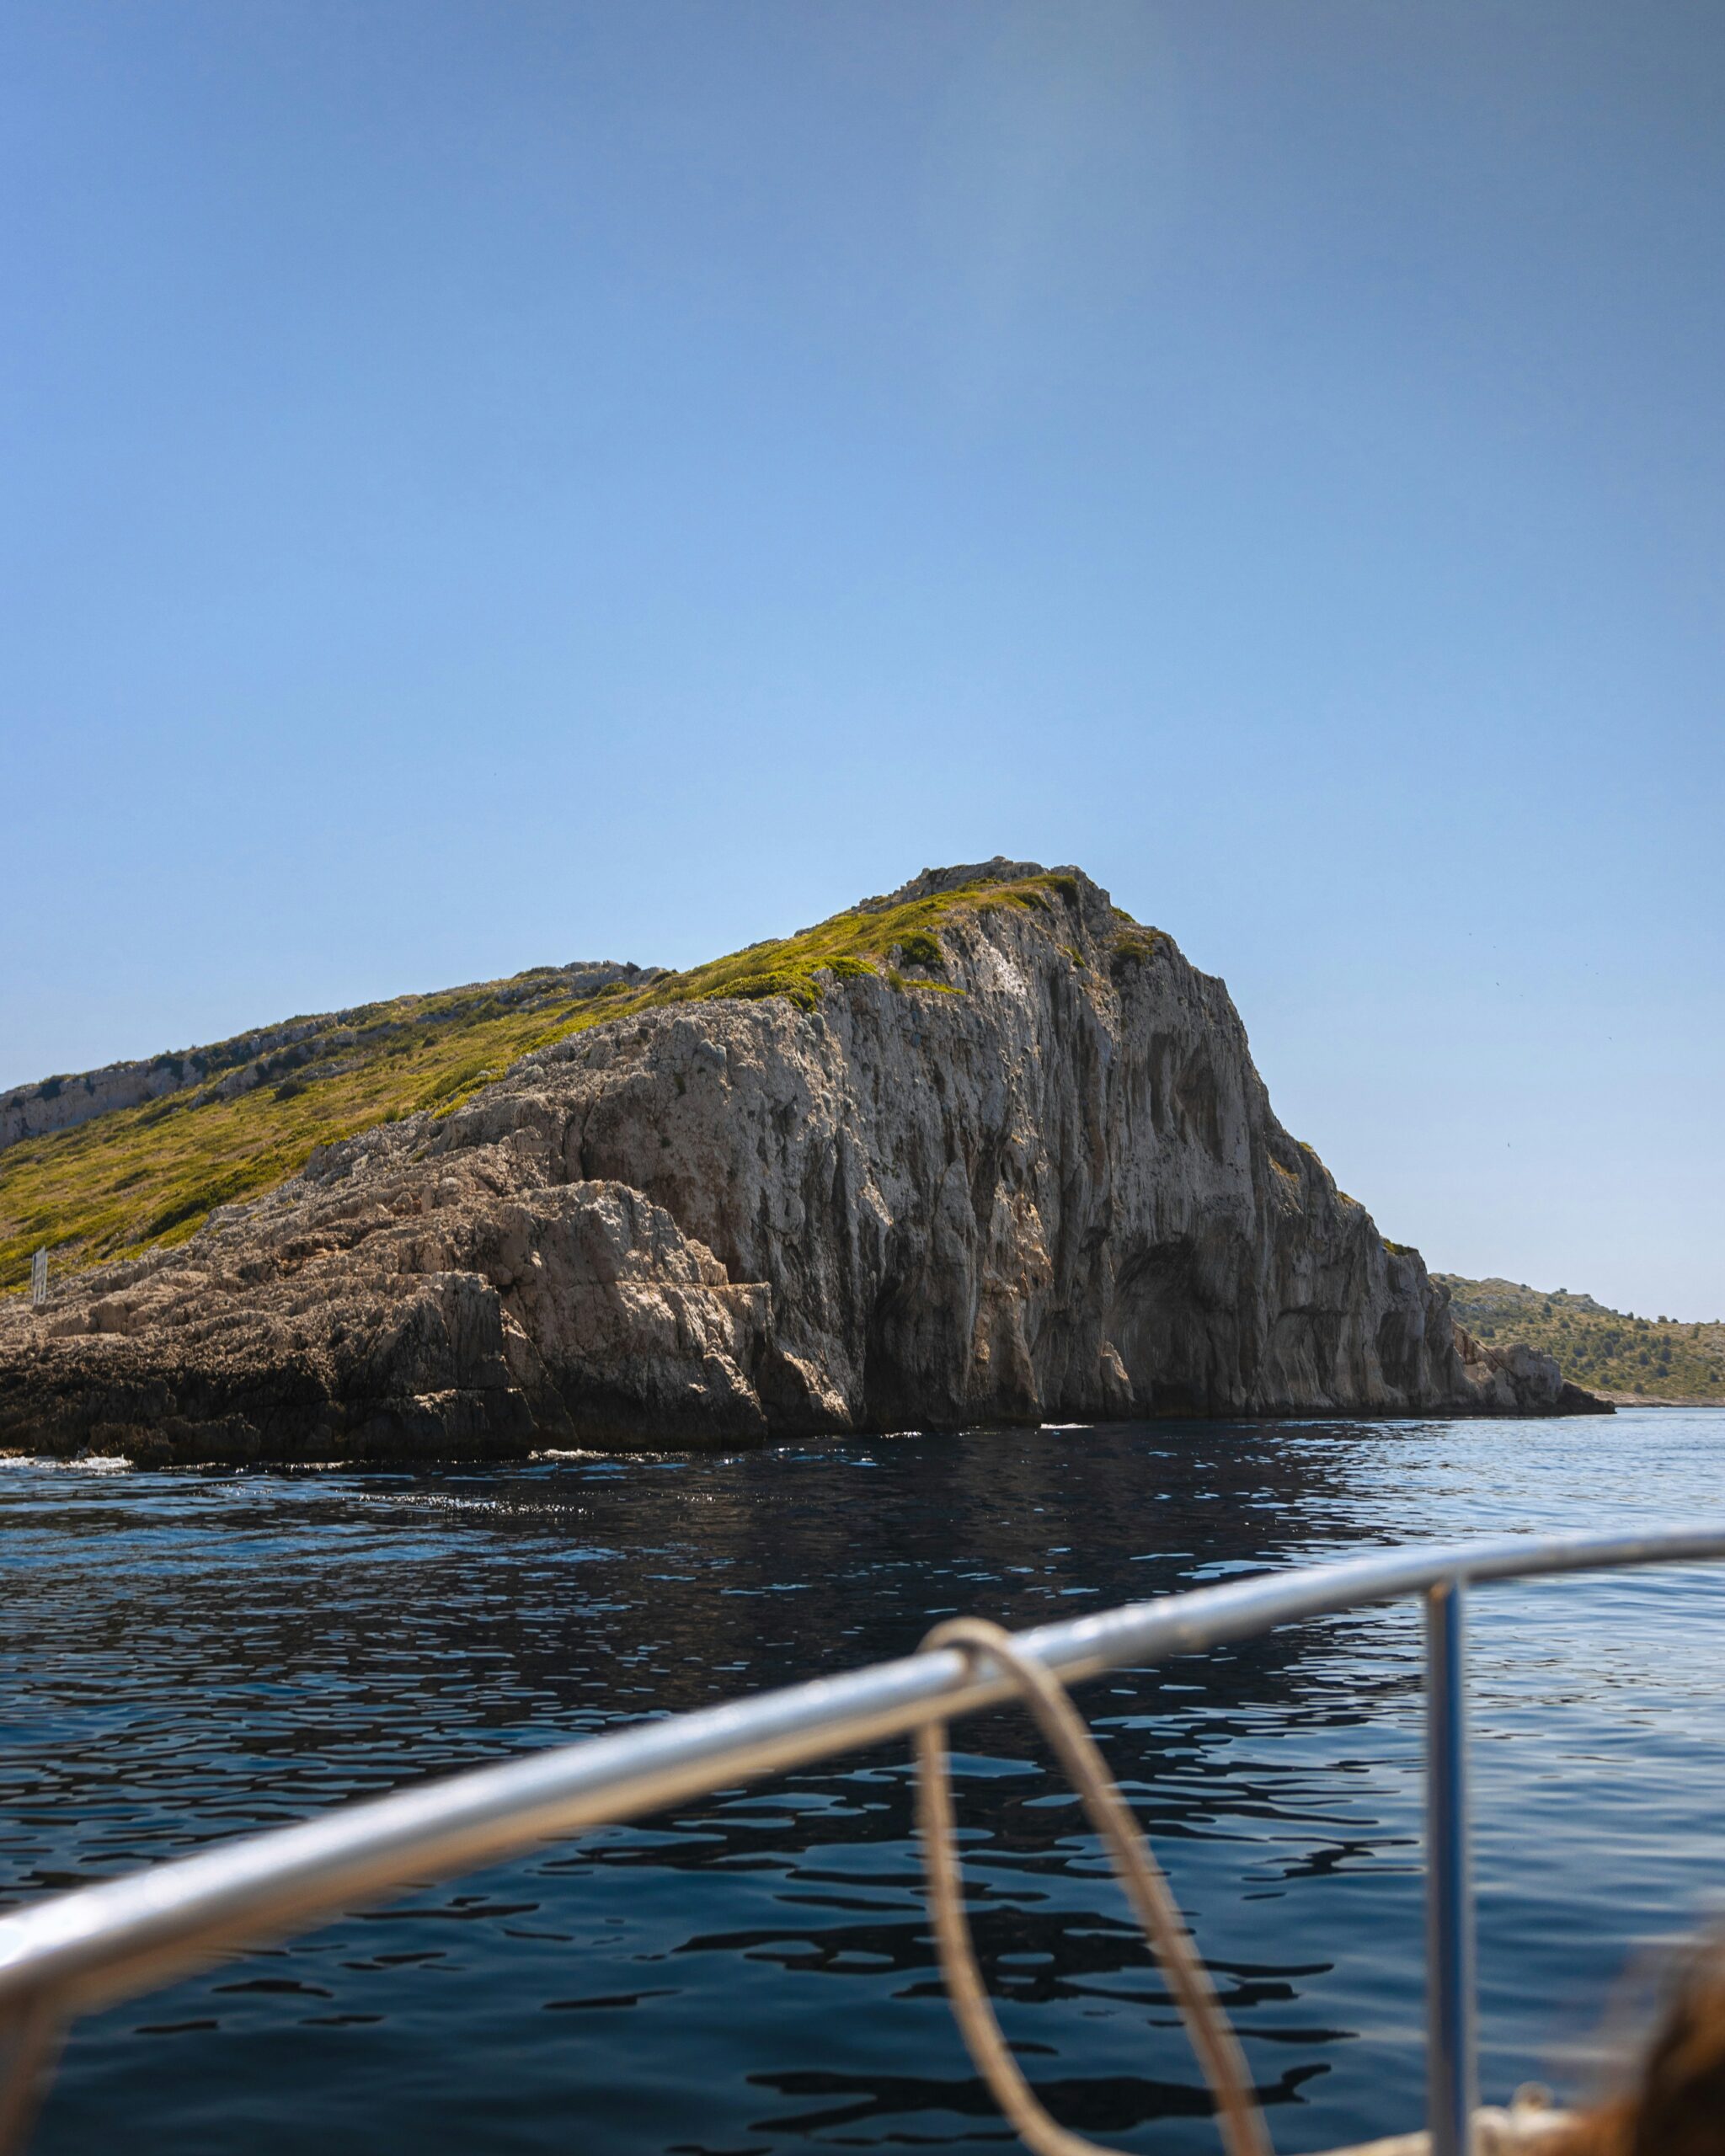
0 862 1607 1464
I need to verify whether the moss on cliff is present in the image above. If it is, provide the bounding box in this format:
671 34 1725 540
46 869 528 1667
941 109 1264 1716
631 886 972 1017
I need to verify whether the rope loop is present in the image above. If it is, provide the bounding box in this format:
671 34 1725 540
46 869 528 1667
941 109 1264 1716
914 1617 1271 2156
0 2008 61 2156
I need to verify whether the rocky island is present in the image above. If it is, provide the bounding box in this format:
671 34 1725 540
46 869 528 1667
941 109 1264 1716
0 861 1606 1462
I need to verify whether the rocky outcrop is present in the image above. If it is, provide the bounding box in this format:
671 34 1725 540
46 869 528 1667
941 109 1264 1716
0 864 1607 1463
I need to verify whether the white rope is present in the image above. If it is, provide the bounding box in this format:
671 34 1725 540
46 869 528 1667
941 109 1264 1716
915 1616 1271 2156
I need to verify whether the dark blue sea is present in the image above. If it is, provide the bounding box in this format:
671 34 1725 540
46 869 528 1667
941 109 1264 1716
3 1409 1722 2154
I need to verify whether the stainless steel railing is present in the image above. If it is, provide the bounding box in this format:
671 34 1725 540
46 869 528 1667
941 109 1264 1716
3 1524 1723 2153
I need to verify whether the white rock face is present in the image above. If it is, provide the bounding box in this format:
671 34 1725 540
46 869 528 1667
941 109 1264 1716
0 867 1605 1463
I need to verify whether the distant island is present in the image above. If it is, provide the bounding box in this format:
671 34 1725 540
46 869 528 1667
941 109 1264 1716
1 859 1605 1462
1436 1277 1724 1406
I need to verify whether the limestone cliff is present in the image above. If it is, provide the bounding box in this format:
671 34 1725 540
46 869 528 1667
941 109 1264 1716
0 862 1606 1462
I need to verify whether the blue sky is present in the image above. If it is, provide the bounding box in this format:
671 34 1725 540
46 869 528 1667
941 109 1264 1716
3 2 1721 1318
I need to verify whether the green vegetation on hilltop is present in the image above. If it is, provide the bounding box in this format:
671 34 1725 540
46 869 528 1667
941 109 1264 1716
0 975 616 1294
1436 1276 1725 1402
3 870 1141 1291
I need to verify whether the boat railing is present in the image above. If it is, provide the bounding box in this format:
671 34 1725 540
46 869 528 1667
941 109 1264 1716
3 1523 1724 2154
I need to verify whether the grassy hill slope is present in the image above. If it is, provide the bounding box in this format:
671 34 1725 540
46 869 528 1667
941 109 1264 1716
1436 1276 1725 1402
2 871 1115 1294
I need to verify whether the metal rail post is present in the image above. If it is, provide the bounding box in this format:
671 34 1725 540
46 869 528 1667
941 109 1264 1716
1425 1577 1476 2156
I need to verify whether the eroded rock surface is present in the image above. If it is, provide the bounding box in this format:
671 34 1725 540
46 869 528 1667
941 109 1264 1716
0 867 1607 1462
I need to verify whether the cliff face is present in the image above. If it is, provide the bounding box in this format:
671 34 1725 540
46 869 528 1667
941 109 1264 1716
0 863 1605 1463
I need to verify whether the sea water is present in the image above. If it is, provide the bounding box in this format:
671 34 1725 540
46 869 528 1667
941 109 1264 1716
3 1409 1722 2153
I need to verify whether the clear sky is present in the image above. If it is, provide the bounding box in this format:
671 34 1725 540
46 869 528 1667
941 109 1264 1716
3 3 1721 1319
